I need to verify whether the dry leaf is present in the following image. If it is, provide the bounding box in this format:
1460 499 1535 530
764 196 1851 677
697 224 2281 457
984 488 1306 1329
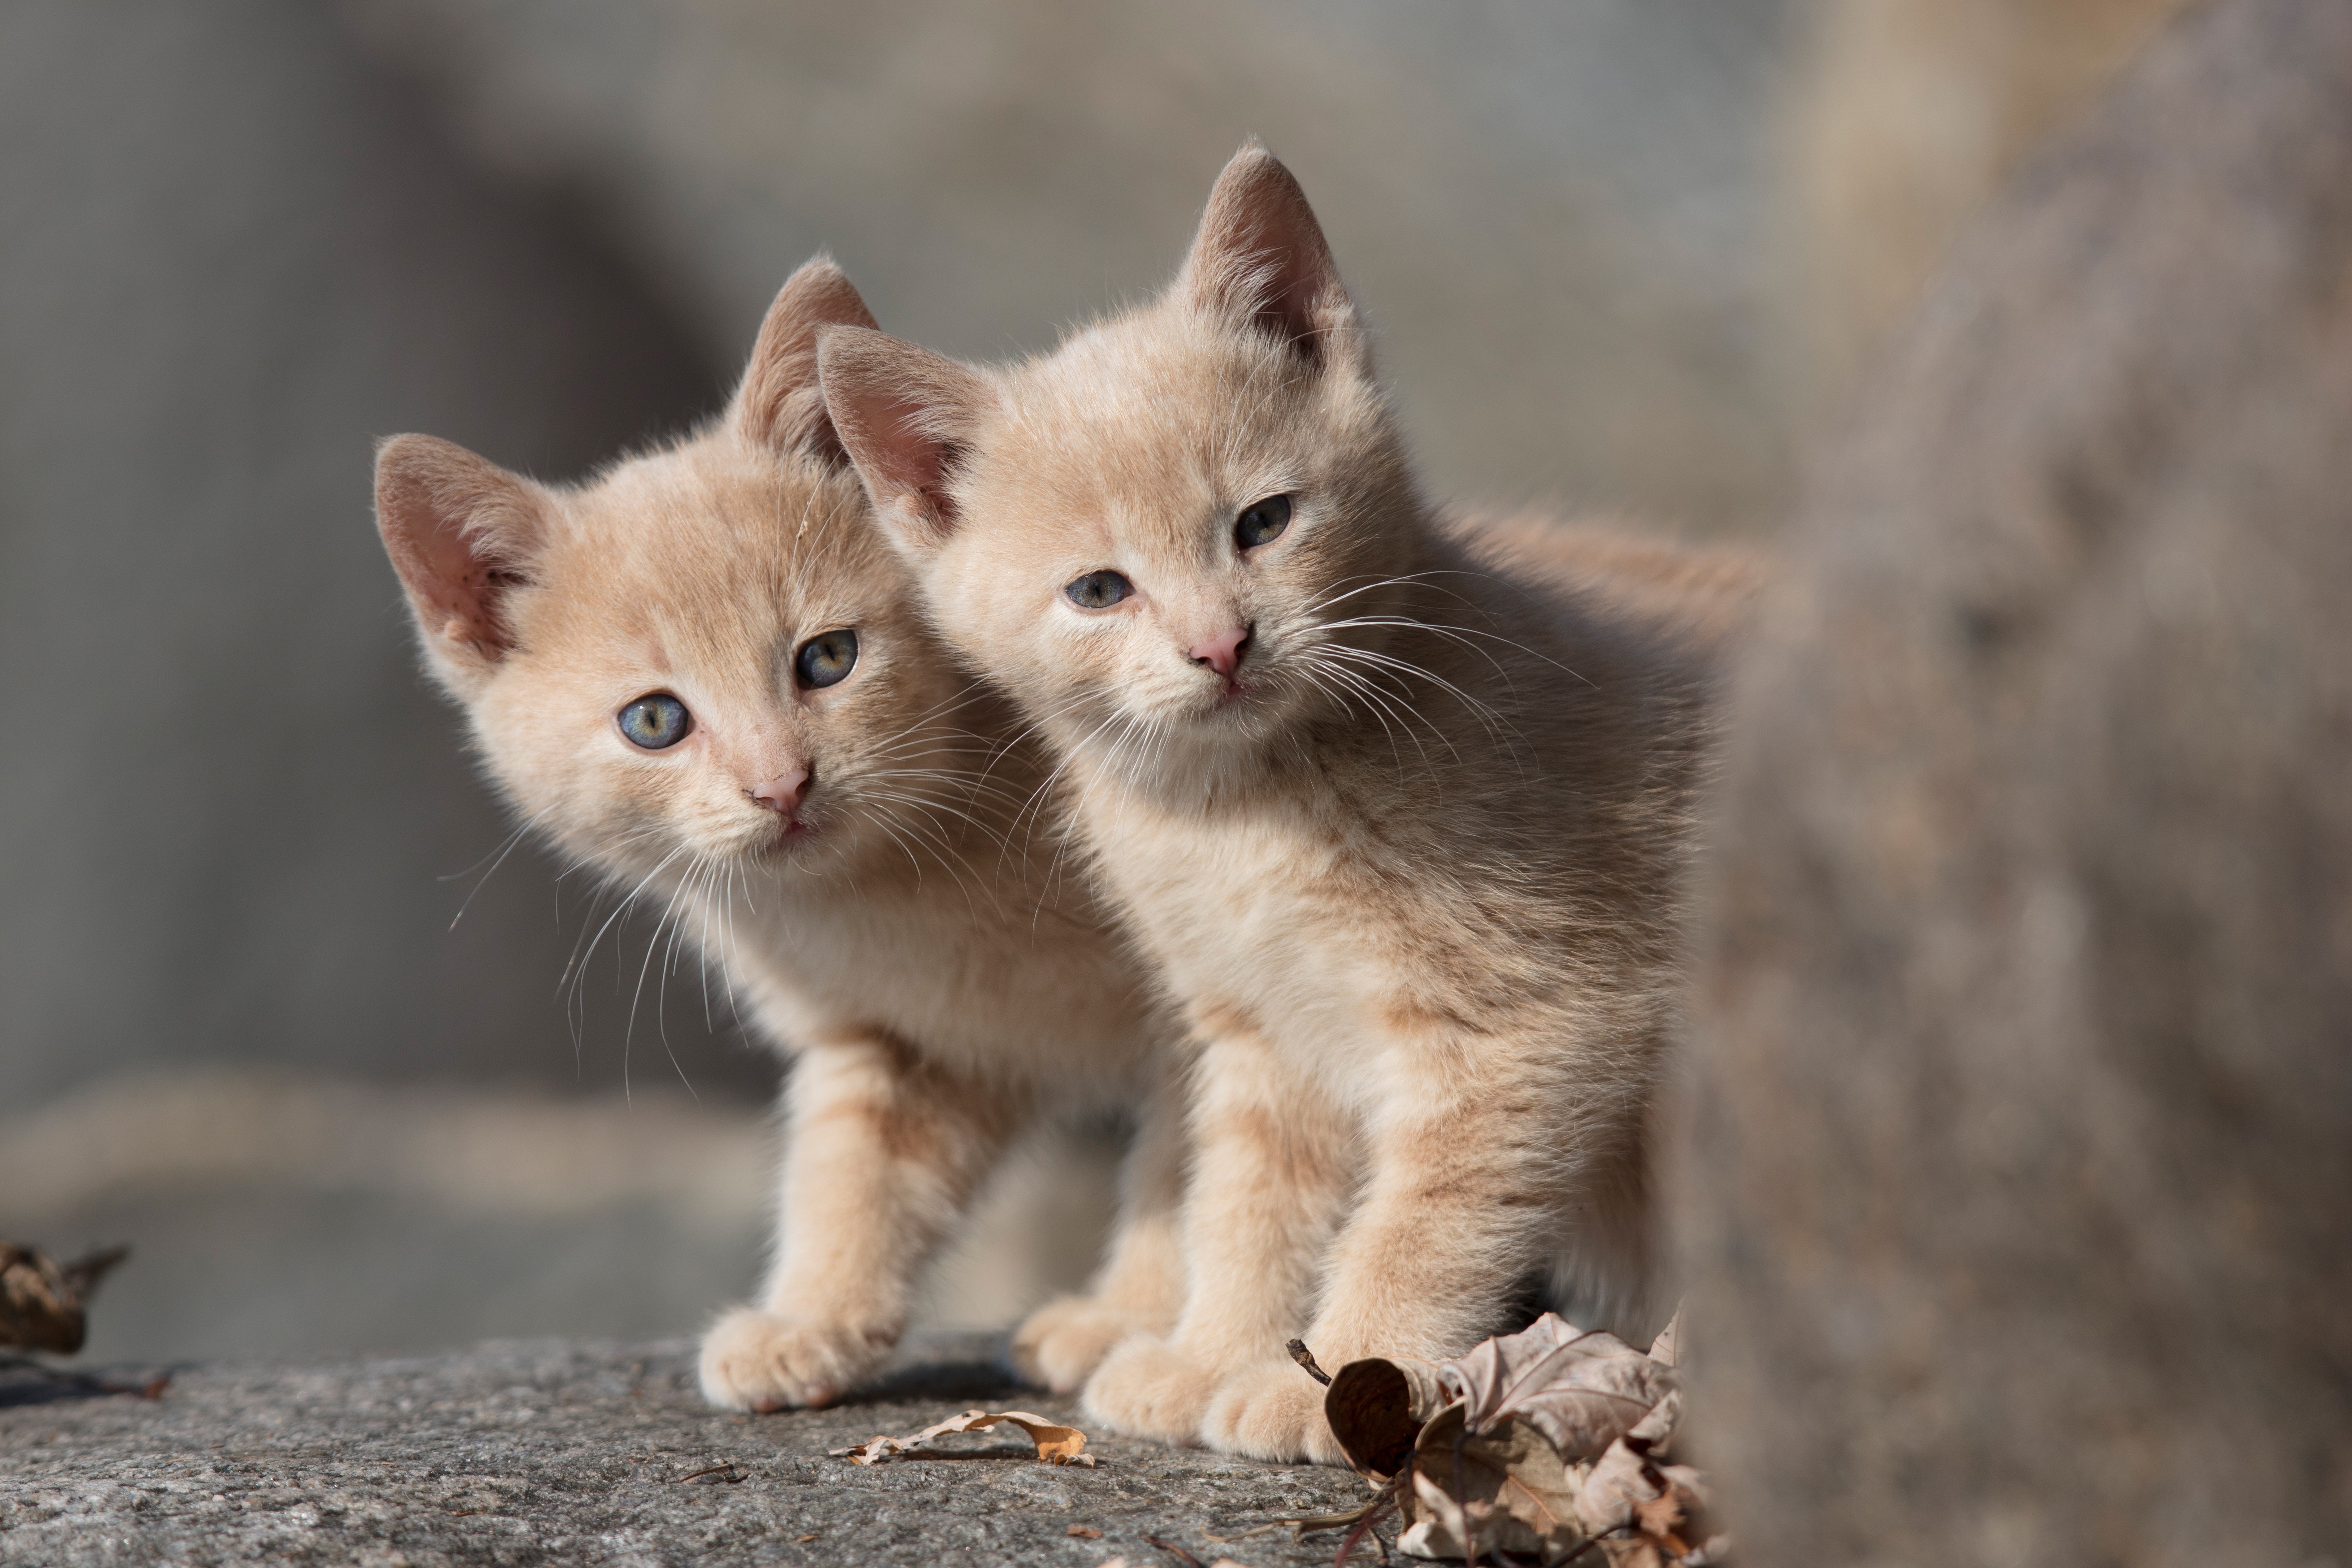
1324 1354 1451 1477
0 1242 129 1355
1576 1438 1659 1536
1442 1312 1672 1458
1647 1309 1681 1369
1404 1401 1591 1563
828 1408 1098 1466
1342 1306 1718 1566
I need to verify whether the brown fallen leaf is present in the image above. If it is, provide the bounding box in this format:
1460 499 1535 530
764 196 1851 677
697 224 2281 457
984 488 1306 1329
1444 1313 1671 1458
1325 1306 1719 1566
1323 1354 1451 1478
0 1242 129 1355
1069 1525 1104 1538
828 1408 1099 1466
1403 1401 1589 1563
1646 1309 1681 1369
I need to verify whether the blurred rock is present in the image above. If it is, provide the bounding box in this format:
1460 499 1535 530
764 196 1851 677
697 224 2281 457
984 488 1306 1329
1778 0 2186 419
1679 0 2352 1563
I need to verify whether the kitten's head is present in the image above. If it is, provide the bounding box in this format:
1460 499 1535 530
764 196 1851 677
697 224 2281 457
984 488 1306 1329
376 257 981 886
819 143 1424 769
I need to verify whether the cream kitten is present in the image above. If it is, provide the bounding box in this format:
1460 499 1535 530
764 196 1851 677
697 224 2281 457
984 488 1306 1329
819 148 1722 1463
372 257 1184 1411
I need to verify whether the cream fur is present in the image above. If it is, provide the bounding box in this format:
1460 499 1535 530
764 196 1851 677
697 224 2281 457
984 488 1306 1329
823 148 1743 1464
372 257 1186 1413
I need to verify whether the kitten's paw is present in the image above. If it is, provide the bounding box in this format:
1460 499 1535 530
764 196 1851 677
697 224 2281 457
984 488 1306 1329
1200 1359 1349 1466
697 1306 894 1412
1011 1293 1152 1394
1080 1335 1221 1444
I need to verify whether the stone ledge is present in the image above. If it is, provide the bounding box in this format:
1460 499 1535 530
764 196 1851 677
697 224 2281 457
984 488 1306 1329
0 1336 1370 1567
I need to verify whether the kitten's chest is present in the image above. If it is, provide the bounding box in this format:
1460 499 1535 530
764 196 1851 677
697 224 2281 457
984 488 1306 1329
1089 787 1390 1066
698 873 1149 1095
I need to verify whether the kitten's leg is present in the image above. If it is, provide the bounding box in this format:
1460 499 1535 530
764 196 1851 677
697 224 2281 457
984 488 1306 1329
700 1027 1023 1411
1083 1030 1353 1443
1012 1080 1188 1393
1202 1048 1607 1464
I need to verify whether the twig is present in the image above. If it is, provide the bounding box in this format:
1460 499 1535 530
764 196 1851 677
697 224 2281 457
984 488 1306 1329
668 1462 745 1484
1205 1497 1386 1544
1334 1478 1401 1566
1142 1533 1206 1568
1287 1337 1334 1386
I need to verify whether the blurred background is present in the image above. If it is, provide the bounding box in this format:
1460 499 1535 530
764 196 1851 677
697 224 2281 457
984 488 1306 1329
0 0 2181 1365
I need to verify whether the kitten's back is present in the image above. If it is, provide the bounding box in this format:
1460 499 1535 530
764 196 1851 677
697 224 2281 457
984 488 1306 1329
1451 511 1769 667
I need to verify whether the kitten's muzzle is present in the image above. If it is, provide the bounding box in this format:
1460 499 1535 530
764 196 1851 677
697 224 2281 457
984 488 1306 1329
1189 622 1254 684
749 765 811 825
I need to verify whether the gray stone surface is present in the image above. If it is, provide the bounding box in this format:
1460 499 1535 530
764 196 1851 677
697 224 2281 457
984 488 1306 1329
0 1337 1372 1566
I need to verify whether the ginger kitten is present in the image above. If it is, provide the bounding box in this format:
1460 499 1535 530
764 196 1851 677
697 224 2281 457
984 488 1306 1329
820 148 1721 1463
372 257 1182 1411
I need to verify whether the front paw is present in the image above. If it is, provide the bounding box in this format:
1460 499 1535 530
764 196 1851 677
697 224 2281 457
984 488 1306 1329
1012 1294 1152 1394
1081 1335 1221 1444
697 1306 895 1412
1201 1359 1347 1465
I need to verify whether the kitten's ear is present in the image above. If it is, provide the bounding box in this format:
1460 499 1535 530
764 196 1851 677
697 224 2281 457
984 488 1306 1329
1175 141 1362 370
374 434 553 692
729 253 880 461
818 326 996 555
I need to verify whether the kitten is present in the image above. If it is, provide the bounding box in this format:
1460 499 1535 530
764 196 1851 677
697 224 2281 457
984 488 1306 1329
372 257 1184 1411
819 147 1725 1463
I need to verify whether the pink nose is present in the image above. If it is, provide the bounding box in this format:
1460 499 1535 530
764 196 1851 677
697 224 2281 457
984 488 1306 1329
1189 625 1251 680
750 766 810 815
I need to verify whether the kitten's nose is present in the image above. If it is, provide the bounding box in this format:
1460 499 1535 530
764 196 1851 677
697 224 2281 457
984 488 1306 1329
750 766 810 815
1189 624 1252 680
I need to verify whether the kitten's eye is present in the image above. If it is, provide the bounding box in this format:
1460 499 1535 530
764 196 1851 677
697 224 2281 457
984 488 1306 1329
794 628 859 690
1235 493 1292 550
617 693 691 750
1064 571 1133 610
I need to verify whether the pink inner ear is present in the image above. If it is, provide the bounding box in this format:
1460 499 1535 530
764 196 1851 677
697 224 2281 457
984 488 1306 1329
818 328 992 547
735 257 880 458
865 391 962 527
375 436 541 661
1183 145 1349 363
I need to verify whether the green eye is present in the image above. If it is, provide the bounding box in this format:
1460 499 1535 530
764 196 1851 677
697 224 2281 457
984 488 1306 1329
618 693 690 750
795 628 859 690
1235 494 1292 549
1065 571 1133 609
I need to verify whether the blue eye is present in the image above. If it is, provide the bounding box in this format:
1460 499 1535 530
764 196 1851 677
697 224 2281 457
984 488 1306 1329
1065 571 1133 609
1235 494 1292 549
794 628 858 690
618 693 690 750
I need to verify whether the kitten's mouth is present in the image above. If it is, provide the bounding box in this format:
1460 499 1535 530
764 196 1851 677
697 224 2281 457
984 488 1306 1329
752 815 817 857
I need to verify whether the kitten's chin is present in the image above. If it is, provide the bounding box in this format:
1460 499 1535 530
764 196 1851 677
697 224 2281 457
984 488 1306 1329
1176 672 1310 740
713 814 820 873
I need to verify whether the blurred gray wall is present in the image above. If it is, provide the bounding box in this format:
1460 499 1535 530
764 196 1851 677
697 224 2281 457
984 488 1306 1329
0 0 753 1116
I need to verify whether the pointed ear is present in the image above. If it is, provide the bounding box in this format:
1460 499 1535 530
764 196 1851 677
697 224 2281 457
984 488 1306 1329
1176 141 1360 369
374 434 553 692
728 254 880 461
817 326 996 555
